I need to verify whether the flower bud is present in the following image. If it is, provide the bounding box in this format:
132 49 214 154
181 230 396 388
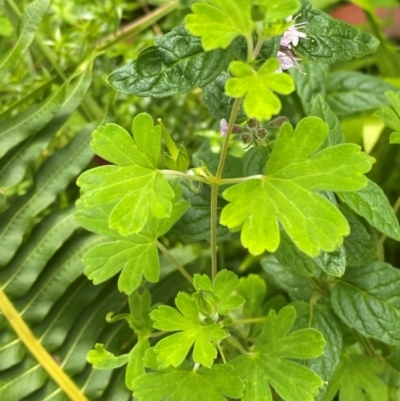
256 128 267 140
247 119 258 129
268 116 289 128
197 290 221 317
241 132 253 144
158 118 190 172
163 145 190 172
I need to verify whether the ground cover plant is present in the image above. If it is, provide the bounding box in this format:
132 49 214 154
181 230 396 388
1 0 400 400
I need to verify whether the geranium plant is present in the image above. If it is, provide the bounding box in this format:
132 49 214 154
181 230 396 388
1 0 400 400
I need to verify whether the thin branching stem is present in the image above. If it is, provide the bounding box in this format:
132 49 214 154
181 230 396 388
210 98 243 281
156 241 193 284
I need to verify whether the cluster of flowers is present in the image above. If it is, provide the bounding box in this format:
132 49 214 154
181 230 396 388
220 116 289 140
277 16 307 72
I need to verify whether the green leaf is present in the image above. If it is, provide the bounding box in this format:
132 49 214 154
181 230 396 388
226 59 295 121
150 292 227 368
339 178 400 241
232 36 281 63
314 245 346 277
325 71 397 116
203 72 247 122
107 26 232 97
254 0 300 23
0 206 78 298
331 262 400 346
322 353 387 401
193 149 243 180
290 61 329 115
133 363 244 401
221 117 374 256
294 0 379 63
275 226 346 278
236 274 267 319
0 0 50 85
374 91 400 144
91 126 153 169
0 125 94 267
293 303 343 401
261 256 315 301
170 181 239 242
342 209 377 268
274 230 318 277
231 306 325 401
87 343 130 370
242 146 269 176
75 188 189 294
193 269 245 315
0 65 92 188
128 289 154 335
0 82 67 159
184 0 255 51
126 339 150 389
78 113 176 236
311 96 345 149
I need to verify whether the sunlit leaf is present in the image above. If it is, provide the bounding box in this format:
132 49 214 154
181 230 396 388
231 306 325 401
221 117 374 256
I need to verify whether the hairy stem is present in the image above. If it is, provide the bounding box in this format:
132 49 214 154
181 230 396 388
0 289 89 401
156 241 193 284
210 98 243 280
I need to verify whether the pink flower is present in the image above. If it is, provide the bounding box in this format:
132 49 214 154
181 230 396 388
220 118 229 137
280 17 307 49
276 49 301 72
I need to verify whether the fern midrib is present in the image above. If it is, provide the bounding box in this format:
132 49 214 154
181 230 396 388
0 288 89 401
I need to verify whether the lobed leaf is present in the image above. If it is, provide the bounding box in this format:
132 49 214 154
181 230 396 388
78 113 176 236
133 363 244 401
107 25 232 97
193 269 245 315
322 353 387 401
293 302 343 401
75 188 189 294
87 343 130 370
231 306 325 401
221 117 374 256
226 58 295 121
254 0 300 23
150 292 226 368
184 0 255 51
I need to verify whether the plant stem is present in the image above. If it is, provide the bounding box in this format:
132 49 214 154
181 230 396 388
226 317 267 326
0 289 89 401
160 169 210 183
210 98 243 281
217 343 227 363
378 195 400 260
156 241 193 284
